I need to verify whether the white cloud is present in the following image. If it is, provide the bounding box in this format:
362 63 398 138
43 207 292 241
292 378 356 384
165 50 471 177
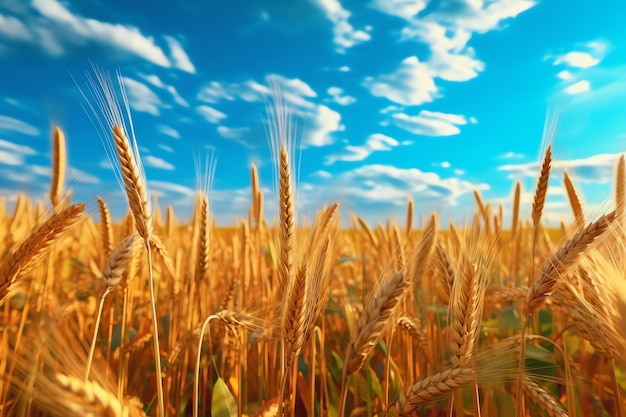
440 161 451 168
454 169 465 175
28 165 51 176
198 75 343 147
0 138 37 158
380 105 403 114
158 124 180 139
217 126 251 140
338 65 351 72
557 70 573 80
0 150 24 165
426 49 485 82
325 133 401 165
122 77 161 115
0 116 40 136
197 81 234 103
0 13 31 40
428 0 536 33
363 56 437 106
144 155 175 171
369 0 428 20
139 73 165 89
328 163 490 211
196 105 227 124
306 104 342 147
68 167 99 184
167 86 189 107
158 144 174 152
312 0 371 52
311 170 332 179
392 110 470 136
98 158 112 169
138 73 189 108
149 180 194 197
498 152 622 184
1 0 194 71
327 86 356 106
554 51 600 68
565 80 590 94
498 151 524 159
164 36 196 73
366 1 535 106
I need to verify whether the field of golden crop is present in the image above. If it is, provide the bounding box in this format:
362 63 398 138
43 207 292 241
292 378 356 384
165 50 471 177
1 73 625 417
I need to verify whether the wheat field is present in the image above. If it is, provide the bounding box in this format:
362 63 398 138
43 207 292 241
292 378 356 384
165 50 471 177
1 72 625 417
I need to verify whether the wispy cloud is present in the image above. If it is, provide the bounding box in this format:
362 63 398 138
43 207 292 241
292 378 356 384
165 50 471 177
392 110 473 136
158 124 181 139
554 51 600 69
365 0 535 106
196 105 227 124
139 73 189 108
498 152 622 183
149 180 195 197
68 167 100 184
498 151 524 159
122 77 161 115
327 86 356 106
565 80 590 94
312 0 371 52
164 36 196 74
197 74 343 147
217 126 251 140
144 155 175 170
324 163 490 220
0 138 37 165
0 0 195 71
557 70 573 80
369 0 427 20
363 56 437 106
0 115 40 136
325 133 402 165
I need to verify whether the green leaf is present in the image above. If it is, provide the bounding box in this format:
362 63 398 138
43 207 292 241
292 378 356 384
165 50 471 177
211 377 237 417
366 366 383 402
526 344 556 365
498 306 522 331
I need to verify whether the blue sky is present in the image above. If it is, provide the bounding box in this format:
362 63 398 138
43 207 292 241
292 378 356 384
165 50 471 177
0 0 625 226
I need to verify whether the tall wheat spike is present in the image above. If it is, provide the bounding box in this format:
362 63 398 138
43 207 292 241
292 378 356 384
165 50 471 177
526 211 616 315
86 234 140 381
96 196 114 258
339 270 408 417
80 66 163 416
563 172 584 227
50 126 66 210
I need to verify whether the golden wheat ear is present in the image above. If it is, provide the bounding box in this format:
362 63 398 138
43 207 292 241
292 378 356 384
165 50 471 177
50 126 66 210
0 203 85 303
78 66 164 416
